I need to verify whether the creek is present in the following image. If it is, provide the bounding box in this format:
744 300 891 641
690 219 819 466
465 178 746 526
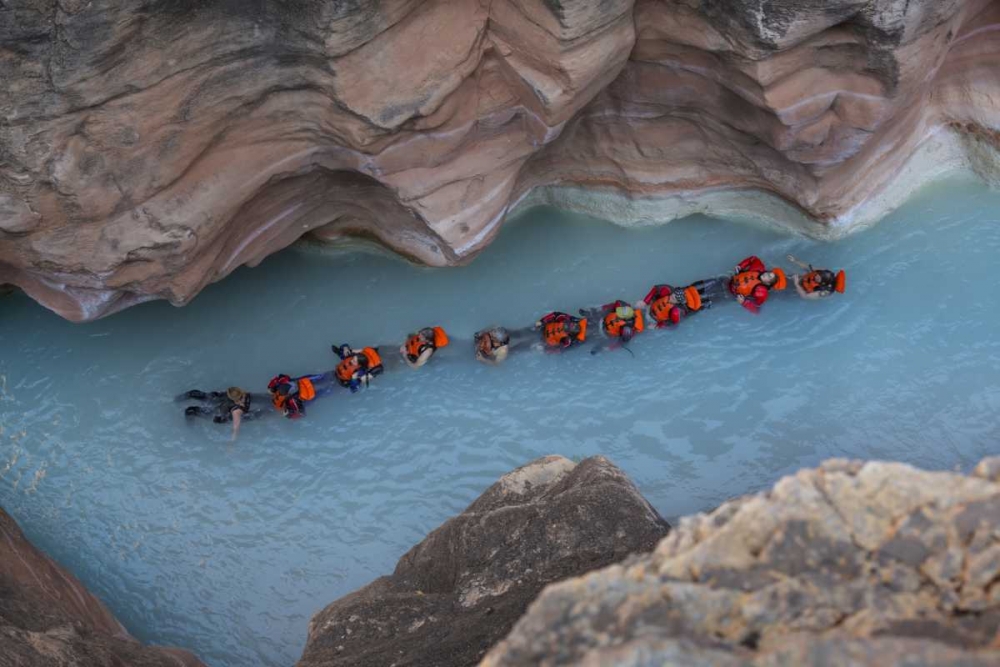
1 178 998 666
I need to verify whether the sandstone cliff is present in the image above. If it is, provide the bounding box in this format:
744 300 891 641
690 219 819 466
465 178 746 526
1 0 998 320
482 457 1000 666
0 506 205 666
297 455 670 667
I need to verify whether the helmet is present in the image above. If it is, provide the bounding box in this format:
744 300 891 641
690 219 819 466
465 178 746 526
620 324 635 343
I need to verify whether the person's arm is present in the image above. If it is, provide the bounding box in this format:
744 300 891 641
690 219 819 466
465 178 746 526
408 347 434 368
786 254 812 271
738 285 768 312
231 409 243 441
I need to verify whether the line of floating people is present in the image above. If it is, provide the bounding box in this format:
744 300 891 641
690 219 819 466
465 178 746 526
179 254 846 440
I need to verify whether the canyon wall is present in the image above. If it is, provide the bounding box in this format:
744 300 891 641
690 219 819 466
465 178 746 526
2 0 999 320
0 506 205 666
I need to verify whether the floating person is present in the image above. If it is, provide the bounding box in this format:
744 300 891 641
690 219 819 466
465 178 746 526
786 254 846 300
400 326 450 369
580 300 644 353
641 284 706 328
473 326 534 365
179 387 266 440
533 311 588 352
475 326 511 365
267 372 337 419
332 344 385 392
728 255 787 313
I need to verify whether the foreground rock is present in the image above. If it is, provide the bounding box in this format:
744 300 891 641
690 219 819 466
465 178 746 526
483 457 1000 666
297 455 670 667
2 0 999 320
0 507 205 667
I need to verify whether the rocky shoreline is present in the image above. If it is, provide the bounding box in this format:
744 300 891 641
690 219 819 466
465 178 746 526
5 454 996 666
2 0 999 320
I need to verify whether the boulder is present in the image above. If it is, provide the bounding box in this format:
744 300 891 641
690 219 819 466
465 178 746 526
297 455 670 667
482 457 1000 666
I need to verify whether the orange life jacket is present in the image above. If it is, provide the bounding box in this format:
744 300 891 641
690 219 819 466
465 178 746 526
405 334 429 360
648 296 675 323
732 271 763 297
336 347 383 383
271 393 287 411
297 377 316 401
404 327 449 361
543 318 587 347
602 309 644 337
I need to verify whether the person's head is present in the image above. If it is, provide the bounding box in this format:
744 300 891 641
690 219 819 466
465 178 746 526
477 333 494 356
620 324 635 343
760 267 788 290
227 387 247 403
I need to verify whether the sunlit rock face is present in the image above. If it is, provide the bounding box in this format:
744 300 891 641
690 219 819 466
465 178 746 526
0 506 205 666
482 457 1000 667
1 0 998 320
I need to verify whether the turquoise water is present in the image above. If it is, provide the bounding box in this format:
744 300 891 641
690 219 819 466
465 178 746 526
1 179 999 666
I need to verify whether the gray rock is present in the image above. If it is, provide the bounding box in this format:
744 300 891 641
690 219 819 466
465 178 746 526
482 458 1000 667
297 455 670 667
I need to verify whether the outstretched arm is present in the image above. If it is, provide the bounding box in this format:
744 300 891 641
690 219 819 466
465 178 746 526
786 254 812 270
231 409 243 441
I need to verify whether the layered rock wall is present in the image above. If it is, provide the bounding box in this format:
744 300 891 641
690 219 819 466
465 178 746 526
482 457 1000 666
0 506 205 666
1 0 999 320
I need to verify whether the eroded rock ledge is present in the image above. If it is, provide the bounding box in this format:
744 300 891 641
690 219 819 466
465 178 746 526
0 506 205 667
296 455 670 667
483 456 1000 666
1 0 998 320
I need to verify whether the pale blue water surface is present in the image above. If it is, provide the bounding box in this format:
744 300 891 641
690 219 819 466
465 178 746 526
1 178 999 666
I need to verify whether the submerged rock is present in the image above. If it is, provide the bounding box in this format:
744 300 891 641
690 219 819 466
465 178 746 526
297 455 670 667
482 457 1000 666
0 506 205 667
1 0 999 320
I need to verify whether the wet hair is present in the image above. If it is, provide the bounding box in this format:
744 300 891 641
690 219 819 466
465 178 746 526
227 387 247 402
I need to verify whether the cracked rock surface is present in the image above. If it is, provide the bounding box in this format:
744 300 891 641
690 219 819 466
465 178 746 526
481 457 1000 667
297 455 670 667
0 506 205 667
1 0 999 320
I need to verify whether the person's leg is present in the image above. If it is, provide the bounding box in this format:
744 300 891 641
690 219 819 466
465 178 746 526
178 389 217 402
184 405 214 419
691 277 729 308
507 327 535 348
